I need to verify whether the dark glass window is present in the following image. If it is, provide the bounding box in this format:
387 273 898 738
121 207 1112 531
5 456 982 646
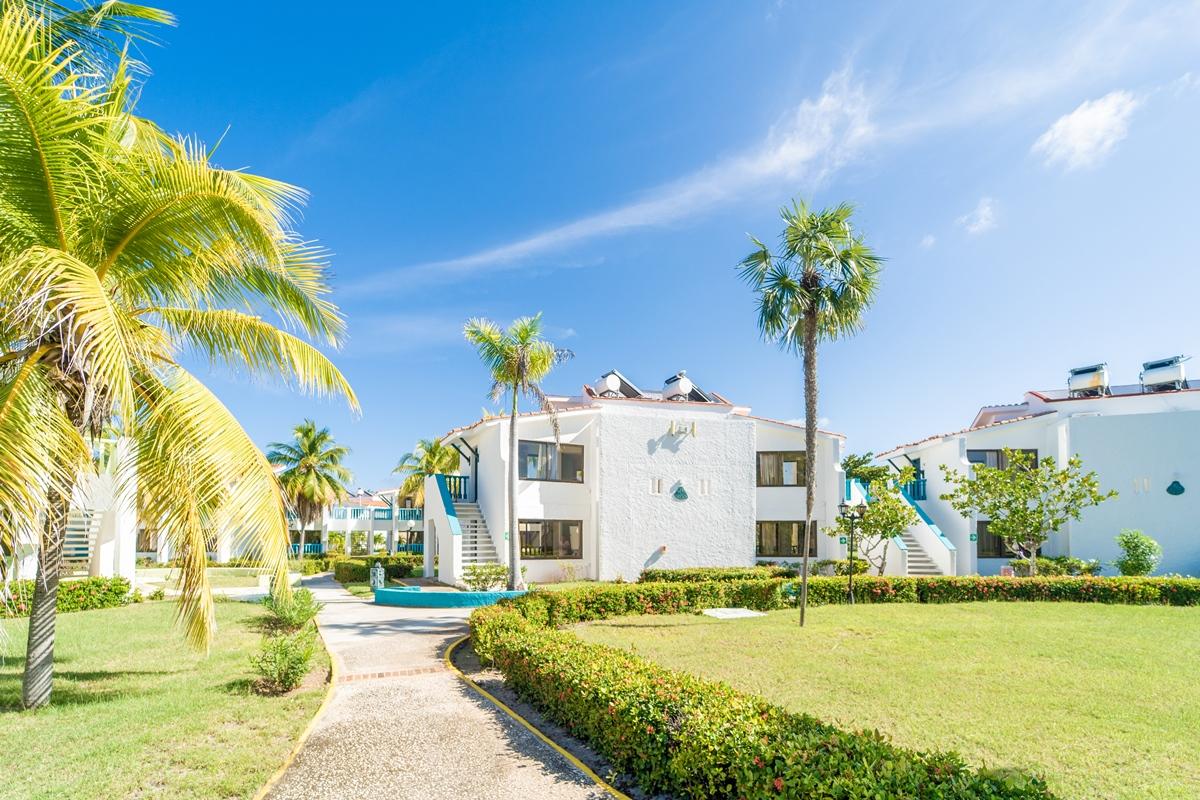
966 449 1038 470
519 519 583 559
757 451 806 487
518 440 585 482
755 521 819 557
976 520 1042 559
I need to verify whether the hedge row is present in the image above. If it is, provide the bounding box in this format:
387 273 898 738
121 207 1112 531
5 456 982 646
471 593 1054 799
2 577 136 618
332 554 423 583
639 565 797 582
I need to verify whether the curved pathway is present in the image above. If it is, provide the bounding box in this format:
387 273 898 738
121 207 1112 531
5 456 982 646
267 575 608 799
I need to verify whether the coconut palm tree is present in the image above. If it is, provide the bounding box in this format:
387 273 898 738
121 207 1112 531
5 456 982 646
268 421 351 557
0 9 356 708
393 438 460 508
5 0 174 73
463 314 572 590
739 200 881 625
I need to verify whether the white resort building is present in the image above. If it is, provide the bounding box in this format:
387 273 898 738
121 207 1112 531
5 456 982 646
880 357 1200 576
424 369 849 585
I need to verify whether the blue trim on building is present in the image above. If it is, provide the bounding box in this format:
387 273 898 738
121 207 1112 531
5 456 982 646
435 474 463 536
900 486 956 551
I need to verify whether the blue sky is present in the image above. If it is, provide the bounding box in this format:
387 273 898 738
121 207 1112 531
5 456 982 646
139 1 1200 488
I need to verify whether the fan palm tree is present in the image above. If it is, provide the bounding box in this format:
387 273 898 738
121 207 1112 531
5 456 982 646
393 438 460 508
268 421 351 557
463 314 572 590
0 9 356 708
739 200 881 625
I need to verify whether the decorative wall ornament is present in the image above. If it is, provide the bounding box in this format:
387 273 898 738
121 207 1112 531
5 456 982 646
673 484 688 501
1166 480 1185 496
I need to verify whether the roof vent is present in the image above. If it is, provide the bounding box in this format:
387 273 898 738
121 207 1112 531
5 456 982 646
663 371 694 401
1067 363 1110 398
1140 355 1189 393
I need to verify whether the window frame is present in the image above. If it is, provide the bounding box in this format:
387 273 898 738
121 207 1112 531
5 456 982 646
756 451 807 487
518 439 585 483
966 448 1039 470
755 520 819 558
975 520 1042 559
518 519 583 560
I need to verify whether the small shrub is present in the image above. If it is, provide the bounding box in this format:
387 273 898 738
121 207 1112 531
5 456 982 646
332 554 422 583
1113 529 1162 576
463 563 509 591
639 565 797 583
262 588 323 632
1009 556 1102 577
250 627 317 694
148 587 166 601
812 558 871 576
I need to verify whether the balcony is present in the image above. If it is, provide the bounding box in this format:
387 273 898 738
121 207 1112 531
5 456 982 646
444 475 471 502
903 473 928 502
396 507 423 521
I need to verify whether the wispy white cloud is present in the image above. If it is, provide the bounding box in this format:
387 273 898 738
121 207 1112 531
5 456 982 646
339 1 1200 293
343 69 875 293
919 234 936 249
957 197 996 235
1032 90 1141 171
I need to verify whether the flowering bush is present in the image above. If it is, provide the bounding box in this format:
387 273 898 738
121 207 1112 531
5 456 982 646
2 577 135 618
332 554 422 583
470 588 1055 799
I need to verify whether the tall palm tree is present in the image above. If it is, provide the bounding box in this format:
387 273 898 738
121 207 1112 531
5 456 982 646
463 314 572 590
0 10 356 708
4 1 174 73
739 200 881 625
268 421 351 557
393 438 460 508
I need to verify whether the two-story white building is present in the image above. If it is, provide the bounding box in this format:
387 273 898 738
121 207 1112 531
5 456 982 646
880 357 1200 576
285 489 424 556
423 369 848 585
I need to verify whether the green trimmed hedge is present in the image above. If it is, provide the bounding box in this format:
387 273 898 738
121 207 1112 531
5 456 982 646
2 576 137 618
639 565 797 582
332 554 422 583
471 588 1054 799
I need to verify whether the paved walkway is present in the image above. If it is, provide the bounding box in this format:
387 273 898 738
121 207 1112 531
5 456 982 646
267 575 608 800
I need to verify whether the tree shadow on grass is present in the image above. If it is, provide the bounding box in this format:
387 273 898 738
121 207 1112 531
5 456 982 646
0 666 180 712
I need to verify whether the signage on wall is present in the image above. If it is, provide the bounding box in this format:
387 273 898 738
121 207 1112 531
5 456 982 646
838 536 847 545
969 533 978 541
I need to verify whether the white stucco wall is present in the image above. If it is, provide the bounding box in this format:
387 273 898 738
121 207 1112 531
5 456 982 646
595 403 756 581
1066 410 1200 575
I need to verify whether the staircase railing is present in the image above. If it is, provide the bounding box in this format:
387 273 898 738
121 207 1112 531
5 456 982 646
444 474 471 502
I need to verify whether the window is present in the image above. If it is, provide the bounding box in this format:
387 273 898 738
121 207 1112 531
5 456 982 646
518 440 585 482
966 449 1038 470
757 451 806 486
756 521 818 558
976 520 1041 559
519 519 583 559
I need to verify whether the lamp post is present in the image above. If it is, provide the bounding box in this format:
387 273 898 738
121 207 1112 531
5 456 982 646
837 499 868 604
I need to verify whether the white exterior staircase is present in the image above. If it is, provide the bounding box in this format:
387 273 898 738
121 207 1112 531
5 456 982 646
900 531 943 576
453 502 500 565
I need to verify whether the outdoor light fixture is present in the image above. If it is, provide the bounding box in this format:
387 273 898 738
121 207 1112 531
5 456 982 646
837 500 869 604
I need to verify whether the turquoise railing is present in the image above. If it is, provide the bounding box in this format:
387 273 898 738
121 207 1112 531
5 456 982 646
395 508 423 521
290 542 324 556
444 475 471 502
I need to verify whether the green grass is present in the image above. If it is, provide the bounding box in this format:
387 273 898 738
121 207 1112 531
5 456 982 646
0 601 328 799
575 603 1200 800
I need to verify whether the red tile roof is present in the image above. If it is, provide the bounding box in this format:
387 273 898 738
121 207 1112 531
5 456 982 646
878 411 1054 459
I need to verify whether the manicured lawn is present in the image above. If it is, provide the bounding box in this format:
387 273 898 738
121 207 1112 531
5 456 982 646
0 600 328 800
576 603 1200 800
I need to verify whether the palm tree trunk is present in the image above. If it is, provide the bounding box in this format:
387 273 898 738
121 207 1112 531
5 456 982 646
799 313 818 626
298 528 306 559
22 488 70 709
508 387 521 590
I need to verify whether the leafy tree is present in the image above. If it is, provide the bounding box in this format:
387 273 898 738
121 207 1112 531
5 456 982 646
1113 529 1161 576
939 450 1116 576
740 200 882 624
463 314 572 590
268 421 351 557
842 452 891 486
826 468 919 576
0 12 355 708
393 438 461 507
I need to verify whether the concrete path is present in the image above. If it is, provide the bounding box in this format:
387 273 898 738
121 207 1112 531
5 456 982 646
267 575 609 800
